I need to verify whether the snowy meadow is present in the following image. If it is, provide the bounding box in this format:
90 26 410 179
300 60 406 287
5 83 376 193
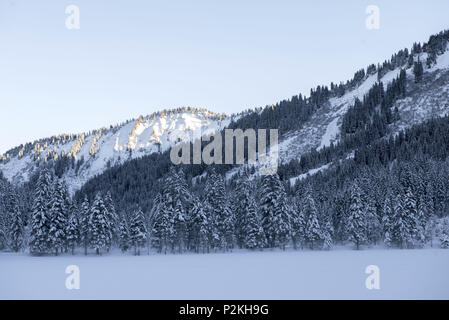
1 248 449 299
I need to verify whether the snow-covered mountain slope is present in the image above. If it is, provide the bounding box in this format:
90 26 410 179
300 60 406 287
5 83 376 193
0 108 232 192
2 42 449 191
279 46 449 165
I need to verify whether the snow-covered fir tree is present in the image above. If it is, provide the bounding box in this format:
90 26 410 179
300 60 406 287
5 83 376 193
346 183 366 250
89 193 109 255
172 199 187 253
7 192 23 252
392 193 412 249
66 211 80 255
151 193 172 254
204 171 234 251
233 173 254 248
259 174 291 249
48 179 68 255
243 196 266 249
436 218 449 249
79 196 90 255
129 208 147 255
29 169 53 255
188 196 210 253
382 195 394 247
302 187 322 250
119 218 131 252
365 197 381 246
104 191 119 250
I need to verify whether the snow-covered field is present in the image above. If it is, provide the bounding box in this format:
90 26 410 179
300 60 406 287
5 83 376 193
1 249 448 299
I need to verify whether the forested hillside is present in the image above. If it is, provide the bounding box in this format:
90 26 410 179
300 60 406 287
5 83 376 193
2 30 449 255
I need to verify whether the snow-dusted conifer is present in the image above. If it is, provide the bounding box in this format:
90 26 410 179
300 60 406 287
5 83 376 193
66 212 79 255
243 196 266 249
79 196 90 255
130 207 147 255
189 196 210 253
382 195 394 247
29 169 53 255
104 191 119 249
119 219 131 252
302 187 322 250
260 174 291 249
89 193 109 255
8 193 23 252
347 183 366 250
48 180 68 255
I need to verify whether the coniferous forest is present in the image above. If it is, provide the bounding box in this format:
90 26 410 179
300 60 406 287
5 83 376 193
2 30 449 256
2 116 449 255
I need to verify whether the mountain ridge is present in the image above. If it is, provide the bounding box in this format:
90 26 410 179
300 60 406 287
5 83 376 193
2 30 449 193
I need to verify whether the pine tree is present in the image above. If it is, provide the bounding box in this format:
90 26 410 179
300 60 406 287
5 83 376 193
392 193 412 249
172 199 187 253
365 198 381 245
29 169 53 255
89 193 109 255
205 171 234 251
437 218 449 249
382 196 394 247
119 219 131 252
260 174 291 249
347 183 366 250
243 196 266 249
425 214 438 247
79 196 90 255
8 193 23 252
104 191 119 250
290 196 306 250
413 59 424 83
234 174 254 248
151 193 172 254
322 219 334 250
189 196 210 253
48 180 68 255
302 187 322 250
129 208 147 255
66 212 79 255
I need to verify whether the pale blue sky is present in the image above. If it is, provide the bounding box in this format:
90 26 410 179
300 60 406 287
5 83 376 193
0 0 448 154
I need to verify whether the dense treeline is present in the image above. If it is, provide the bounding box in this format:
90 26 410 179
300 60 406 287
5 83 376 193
277 69 407 181
2 30 449 255
2 150 449 255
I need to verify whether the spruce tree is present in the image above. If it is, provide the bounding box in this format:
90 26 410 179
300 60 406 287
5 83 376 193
302 187 322 250
347 183 366 250
129 208 147 255
189 196 210 253
243 196 266 249
29 169 53 255
205 171 233 251
382 195 394 247
79 196 90 255
392 193 412 248
89 193 109 255
48 180 68 255
234 174 254 248
172 199 187 253
119 219 131 252
413 59 424 83
8 194 23 252
151 193 172 254
259 174 291 250
104 191 119 250
66 212 79 255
